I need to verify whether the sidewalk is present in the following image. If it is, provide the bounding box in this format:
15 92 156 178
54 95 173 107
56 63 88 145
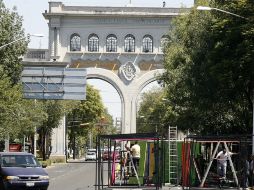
162 185 243 190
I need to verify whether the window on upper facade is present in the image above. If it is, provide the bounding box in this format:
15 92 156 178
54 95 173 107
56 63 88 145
106 34 117 52
88 34 99 52
124 34 135 52
160 35 170 52
70 33 81 51
142 35 153 53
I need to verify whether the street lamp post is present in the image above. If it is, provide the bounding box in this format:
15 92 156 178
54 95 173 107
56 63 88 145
197 5 254 154
0 33 44 50
197 6 248 20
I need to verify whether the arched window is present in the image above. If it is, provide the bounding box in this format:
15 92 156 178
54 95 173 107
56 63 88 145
142 35 153 53
106 34 117 52
88 34 99 52
70 33 81 51
124 34 135 52
160 35 170 52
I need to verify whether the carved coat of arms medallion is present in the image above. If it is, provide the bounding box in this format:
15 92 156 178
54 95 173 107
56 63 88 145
119 61 137 82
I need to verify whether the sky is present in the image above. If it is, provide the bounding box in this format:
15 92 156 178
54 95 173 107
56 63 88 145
3 0 194 122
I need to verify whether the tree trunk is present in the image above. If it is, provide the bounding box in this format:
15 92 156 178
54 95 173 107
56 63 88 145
42 134 46 161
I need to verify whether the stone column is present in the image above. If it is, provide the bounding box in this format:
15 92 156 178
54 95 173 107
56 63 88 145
122 97 132 134
121 86 138 134
49 28 55 57
55 27 59 56
50 116 66 161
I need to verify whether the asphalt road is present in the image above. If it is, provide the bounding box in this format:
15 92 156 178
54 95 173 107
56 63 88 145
45 161 241 190
46 161 100 190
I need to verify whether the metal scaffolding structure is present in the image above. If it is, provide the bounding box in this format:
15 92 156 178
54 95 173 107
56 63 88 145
95 133 164 190
182 135 252 189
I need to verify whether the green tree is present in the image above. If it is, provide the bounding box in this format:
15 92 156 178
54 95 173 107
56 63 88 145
137 87 174 135
37 100 67 160
0 66 46 153
0 0 27 84
0 0 35 150
0 66 24 140
67 85 106 157
18 100 47 153
100 108 115 135
162 0 254 135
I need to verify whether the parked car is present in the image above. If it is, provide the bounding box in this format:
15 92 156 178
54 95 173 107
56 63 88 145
85 152 96 161
0 152 49 190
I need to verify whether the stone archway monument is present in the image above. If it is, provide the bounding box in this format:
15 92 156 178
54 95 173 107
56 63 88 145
23 2 186 158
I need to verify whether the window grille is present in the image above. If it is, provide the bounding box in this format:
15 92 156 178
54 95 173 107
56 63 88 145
106 34 117 52
88 34 99 52
124 34 135 52
70 34 81 51
142 35 153 53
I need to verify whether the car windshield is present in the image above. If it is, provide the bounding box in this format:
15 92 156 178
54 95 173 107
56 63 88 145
87 152 95 155
1 155 41 167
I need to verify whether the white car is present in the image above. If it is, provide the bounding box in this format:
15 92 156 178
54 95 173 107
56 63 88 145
85 152 96 161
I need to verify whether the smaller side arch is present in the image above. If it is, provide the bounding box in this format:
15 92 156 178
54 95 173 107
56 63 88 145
129 69 165 133
136 69 165 95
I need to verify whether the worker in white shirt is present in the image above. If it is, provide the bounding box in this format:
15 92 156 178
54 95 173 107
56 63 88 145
216 148 234 178
125 141 140 175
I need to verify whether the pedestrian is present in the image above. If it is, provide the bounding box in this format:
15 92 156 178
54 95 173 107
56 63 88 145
216 148 234 179
125 141 140 176
242 155 251 189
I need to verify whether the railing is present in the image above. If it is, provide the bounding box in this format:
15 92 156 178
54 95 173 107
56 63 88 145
23 49 50 61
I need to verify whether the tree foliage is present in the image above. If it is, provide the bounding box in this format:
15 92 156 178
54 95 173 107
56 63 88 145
137 87 174 136
0 0 114 158
67 85 114 154
0 66 24 139
0 0 30 141
0 0 27 84
0 65 44 139
162 0 254 135
67 85 105 132
37 100 65 160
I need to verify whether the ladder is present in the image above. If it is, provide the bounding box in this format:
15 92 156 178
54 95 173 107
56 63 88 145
120 151 140 187
168 126 178 185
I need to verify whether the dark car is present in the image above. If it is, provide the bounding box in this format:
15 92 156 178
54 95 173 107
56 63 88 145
0 152 49 190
